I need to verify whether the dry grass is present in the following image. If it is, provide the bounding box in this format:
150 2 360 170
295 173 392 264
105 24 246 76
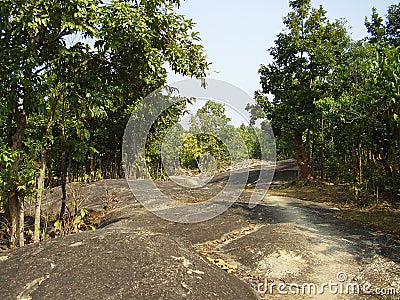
339 209 400 237
267 180 352 205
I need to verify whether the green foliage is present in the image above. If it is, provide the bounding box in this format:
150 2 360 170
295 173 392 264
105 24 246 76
178 101 235 171
316 20 400 197
1 0 209 183
238 125 261 159
168 100 267 173
366 3 400 46
1 0 209 246
144 99 191 179
54 207 95 236
256 0 351 179
179 133 225 170
258 1 400 201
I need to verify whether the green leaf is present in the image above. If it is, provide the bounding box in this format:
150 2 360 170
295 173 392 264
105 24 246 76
54 220 61 230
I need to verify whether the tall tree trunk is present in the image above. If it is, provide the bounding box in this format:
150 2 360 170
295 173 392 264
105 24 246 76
6 191 18 247
60 150 67 219
321 115 325 180
6 109 27 247
33 92 60 243
6 190 24 247
377 149 393 178
86 158 92 183
60 99 67 219
48 161 54 187
33 149 46 243
358 143 363 184
351 145 358 180
294 129 312 179
17 196 24 246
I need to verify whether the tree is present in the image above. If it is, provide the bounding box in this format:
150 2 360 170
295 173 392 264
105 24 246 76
314 3 400 200
366 2 400 46
182 101 232 169
256 0 350 179
316 42 378 183
178 101 247 171
0 0 101 247
0 0 209 247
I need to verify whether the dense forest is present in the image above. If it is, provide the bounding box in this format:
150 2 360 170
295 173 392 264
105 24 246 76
1 0 399 248
255 0 400 201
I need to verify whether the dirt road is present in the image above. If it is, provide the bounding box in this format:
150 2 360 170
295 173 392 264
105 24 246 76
1 160 399 299
203 196 400 299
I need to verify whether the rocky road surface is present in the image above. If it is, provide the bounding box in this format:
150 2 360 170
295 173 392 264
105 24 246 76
1 160 399 299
